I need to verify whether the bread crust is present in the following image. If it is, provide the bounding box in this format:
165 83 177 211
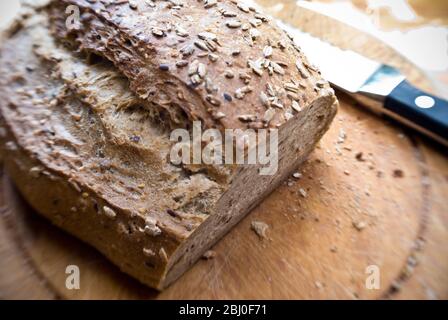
48 0 332 130
0 1 337 290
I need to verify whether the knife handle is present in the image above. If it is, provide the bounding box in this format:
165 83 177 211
384 80 448 147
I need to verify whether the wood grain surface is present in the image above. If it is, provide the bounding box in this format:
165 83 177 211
0 2 447 300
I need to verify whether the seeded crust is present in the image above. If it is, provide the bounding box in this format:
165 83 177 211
48 0 332 130
0 1 337 290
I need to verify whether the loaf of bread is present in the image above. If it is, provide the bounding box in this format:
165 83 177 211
0 0 337 290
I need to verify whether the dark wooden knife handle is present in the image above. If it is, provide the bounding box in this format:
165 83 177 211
384 80 448 146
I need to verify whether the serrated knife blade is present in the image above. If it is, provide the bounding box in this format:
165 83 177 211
279 22 448 147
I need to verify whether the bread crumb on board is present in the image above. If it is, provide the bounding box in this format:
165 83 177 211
393 169 405 178
337 128 346 144
292 172 302 179
352 220 367 231
251 221 269 240
355 152 365 162
202 250 217 260
314 281 324 290
298 188 307 198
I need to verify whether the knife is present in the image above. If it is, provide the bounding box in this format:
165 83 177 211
280 23 448 147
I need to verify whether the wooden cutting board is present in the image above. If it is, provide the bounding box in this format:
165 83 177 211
0 3 447 300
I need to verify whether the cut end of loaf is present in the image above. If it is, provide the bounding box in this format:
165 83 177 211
160 93 337 289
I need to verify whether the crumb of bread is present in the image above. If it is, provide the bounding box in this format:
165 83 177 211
202 250 217 260
337 128 346 144
352 221 367 231
393 169 404 178
292 172 302 179
355 152 365 161
251 221 269 240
